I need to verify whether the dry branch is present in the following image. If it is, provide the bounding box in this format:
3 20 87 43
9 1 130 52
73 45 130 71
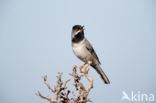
36 65 93 103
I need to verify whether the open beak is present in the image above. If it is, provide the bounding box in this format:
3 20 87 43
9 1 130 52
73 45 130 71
81 26 85 30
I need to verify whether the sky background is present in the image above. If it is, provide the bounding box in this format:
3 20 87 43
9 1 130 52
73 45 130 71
0 0 156 103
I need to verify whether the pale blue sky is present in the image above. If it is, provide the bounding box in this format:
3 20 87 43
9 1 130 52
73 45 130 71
0 0 156 103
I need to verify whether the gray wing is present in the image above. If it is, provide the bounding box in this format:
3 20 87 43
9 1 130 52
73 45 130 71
85 39 101 64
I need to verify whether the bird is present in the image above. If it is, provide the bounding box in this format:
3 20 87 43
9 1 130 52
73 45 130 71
71 25 110 84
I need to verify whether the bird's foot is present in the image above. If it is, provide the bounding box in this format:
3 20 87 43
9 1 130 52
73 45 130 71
83 66 89 74
83 63 90 74
79 64 85 73
79 62 92 74
83 61 92 74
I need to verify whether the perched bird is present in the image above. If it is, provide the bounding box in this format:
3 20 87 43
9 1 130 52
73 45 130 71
71 25 110 84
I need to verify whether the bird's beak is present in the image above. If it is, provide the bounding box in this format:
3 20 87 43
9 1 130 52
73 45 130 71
81 26 85 30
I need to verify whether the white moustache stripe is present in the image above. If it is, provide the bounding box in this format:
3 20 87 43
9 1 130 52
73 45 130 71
75 30 81 35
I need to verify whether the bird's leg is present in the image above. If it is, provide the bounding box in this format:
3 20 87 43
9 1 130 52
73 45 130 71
84 61 92 73
79 63 86 73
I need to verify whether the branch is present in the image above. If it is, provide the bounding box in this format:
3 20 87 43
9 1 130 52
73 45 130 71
36 65 93 103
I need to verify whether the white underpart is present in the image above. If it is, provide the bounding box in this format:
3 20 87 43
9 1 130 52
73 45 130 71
72 39 92 63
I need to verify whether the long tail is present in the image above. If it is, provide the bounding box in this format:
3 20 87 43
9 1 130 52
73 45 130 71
92 64 110 84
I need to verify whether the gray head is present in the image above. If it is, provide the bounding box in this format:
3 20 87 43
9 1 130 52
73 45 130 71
72 25 85 43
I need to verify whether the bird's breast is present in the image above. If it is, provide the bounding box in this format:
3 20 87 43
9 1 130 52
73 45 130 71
72 40 90 62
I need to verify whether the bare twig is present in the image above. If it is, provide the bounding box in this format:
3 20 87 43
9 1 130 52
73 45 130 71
36 65 93 103
36 91 53 103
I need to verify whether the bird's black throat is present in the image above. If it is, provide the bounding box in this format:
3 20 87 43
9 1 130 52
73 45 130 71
72 32 84 43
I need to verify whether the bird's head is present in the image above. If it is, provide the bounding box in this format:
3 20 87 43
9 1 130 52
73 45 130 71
72 25 84 38
71 25 85 43
72 25 84 32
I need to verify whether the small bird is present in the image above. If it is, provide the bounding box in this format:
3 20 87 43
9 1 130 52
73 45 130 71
71 25 110 84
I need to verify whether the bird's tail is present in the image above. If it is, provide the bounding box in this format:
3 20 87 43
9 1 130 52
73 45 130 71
92 64 110 84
